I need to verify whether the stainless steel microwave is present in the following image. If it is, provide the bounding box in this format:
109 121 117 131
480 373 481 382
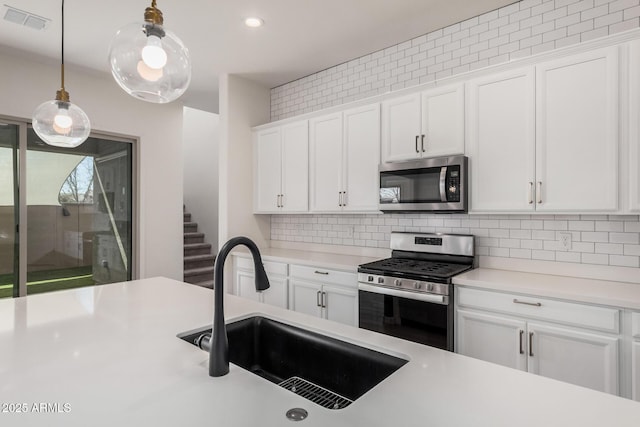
379 155 468 212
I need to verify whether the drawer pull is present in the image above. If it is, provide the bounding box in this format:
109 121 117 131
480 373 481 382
519 329 524 355
513 299 542 307
314 270 329 275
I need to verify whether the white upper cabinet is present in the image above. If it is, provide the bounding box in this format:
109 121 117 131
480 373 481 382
310 112 344 211
254 128 282 212
421 84 465 158
310 104 380 213
467 67 536 212
342 104 381 212
468 47 619 213
629 40 640 213
535 46 619 212
382 83 464 163
254 120 309 213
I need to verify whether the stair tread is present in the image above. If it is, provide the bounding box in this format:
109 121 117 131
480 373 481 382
184 254 216 261
184 232 205 237
184 222 198 226
184 242 211 248
184 266 214 276
191 280 214 289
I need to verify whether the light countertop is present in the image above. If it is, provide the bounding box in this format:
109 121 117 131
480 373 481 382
453 268 640 310
1 277 640 426
231 247 382 272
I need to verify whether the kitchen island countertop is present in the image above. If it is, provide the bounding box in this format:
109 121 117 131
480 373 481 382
1 277 639 426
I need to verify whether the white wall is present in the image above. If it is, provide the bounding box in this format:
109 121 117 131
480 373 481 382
183 107 219 253
0 49 184 281
218 74 271 250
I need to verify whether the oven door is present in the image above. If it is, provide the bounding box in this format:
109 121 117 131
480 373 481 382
358 284 453 351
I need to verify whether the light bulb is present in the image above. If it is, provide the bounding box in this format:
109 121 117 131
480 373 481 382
141 35 167 69
53 109 73 133
137 60 164 81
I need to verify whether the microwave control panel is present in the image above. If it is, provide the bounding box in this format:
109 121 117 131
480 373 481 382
446 166 461 202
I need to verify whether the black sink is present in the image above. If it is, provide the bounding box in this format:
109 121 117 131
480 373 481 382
178 316 407 408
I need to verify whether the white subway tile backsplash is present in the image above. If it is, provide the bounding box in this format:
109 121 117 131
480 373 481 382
269 1 640 271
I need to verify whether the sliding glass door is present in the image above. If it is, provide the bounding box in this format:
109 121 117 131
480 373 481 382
0 123 19 298
0 117 134 298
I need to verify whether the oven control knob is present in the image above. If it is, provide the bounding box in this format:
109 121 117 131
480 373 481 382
368 276 374 282
378 277 384 284
394 279 401 287
414 282 421 289
428 283 434 292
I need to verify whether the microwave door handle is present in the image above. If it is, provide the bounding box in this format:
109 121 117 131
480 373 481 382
439 166 448 202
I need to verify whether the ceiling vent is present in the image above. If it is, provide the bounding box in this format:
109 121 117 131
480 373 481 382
3 4 49 30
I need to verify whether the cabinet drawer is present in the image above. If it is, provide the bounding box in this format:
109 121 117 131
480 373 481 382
632 312 640 339
235 256 288 276
289 264 357 288
457 287 620 334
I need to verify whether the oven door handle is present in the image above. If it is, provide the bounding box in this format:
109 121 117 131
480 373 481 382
358 283 449 305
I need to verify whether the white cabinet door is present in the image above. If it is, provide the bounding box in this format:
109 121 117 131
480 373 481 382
467 67 536 212
281 121 309 212
323 284 358 327
262 275 288 309
629 40 640 212
254 128 282 212
289 279 323 318
381 93 422 162
633 341 640 401
536 47 619 212
343 104 380 212
456 309 527 371
527 322 619 395
310 113 343 212
421 84 465 157
236 269 261 303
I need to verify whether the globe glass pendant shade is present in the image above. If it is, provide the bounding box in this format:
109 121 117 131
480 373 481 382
109 22 191 103
32 100 91 148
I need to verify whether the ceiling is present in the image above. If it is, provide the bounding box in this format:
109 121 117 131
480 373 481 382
0 0 517 113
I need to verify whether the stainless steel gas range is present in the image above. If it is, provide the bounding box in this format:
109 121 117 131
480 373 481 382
357 232 474 351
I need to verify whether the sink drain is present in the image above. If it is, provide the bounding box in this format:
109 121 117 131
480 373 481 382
286 408 308 421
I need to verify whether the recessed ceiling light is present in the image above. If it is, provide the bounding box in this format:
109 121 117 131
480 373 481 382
244 17 264 28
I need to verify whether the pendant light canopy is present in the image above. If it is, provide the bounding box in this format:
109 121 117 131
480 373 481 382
32 0 90 148
108 0 191 103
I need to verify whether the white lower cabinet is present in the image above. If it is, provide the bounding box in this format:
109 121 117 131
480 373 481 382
456 287 621 396
632 312 640 401
289 265 358 327
233 257 288 309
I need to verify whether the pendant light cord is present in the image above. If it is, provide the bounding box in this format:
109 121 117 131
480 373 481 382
60 0 65 91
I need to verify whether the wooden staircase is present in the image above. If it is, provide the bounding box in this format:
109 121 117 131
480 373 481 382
183 208 215 289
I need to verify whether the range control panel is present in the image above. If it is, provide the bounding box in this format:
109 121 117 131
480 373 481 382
357 273 449 296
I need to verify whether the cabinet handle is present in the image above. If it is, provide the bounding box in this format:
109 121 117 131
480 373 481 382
529 332 534 357
415 135 419 153
317 290 322 307
528 182 534 205
321 291 327 308
513 298 542 307
280 194 284 208
519 330 524 354
342 191 347 207
276 194 279 208
314 270 329 275
421 134 425 152
537 181 542 204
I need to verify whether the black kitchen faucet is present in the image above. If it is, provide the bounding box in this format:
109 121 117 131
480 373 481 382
198 236 270 377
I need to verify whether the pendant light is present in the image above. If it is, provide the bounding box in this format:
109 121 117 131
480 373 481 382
108 0 191 103
32 0 91 148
